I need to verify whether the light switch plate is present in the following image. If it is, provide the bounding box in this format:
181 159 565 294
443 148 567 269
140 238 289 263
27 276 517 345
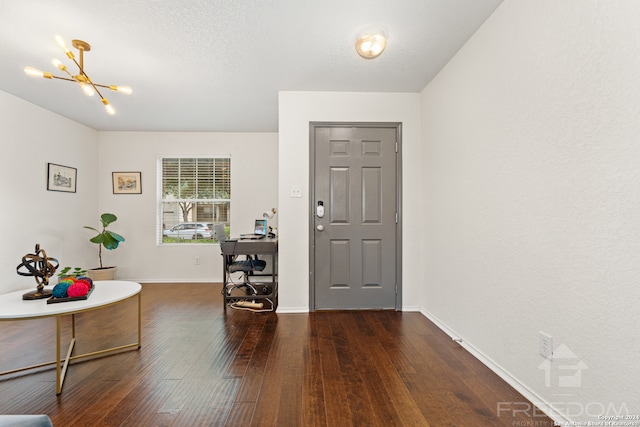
290 185 302 198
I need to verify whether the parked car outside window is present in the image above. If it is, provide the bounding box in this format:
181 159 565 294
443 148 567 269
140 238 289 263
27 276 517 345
163 222 213 240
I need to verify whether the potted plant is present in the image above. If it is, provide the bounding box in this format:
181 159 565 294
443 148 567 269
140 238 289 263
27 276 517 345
84 213 125 281
57 266 87 279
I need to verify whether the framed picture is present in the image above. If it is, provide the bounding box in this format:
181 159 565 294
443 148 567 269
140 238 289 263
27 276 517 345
47 163 77 193
112 171 142 194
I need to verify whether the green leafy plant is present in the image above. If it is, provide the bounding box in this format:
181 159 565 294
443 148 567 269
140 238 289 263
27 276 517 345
57 266 87 278
84 213 125 269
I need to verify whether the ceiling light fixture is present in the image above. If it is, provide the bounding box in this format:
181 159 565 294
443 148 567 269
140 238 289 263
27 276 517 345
24 35 132 115
355 30 387 59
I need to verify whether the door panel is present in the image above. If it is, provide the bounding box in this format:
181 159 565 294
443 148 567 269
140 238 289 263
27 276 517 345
362 167 382 223
362 239 382 286
330 168 350 223
330 240 350 287
312 124 398 309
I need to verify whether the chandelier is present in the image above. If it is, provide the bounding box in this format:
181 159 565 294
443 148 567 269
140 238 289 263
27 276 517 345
24 36 132 115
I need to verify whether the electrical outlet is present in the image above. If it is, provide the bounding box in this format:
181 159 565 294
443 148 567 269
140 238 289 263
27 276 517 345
539 332 553 360
195 256 200 265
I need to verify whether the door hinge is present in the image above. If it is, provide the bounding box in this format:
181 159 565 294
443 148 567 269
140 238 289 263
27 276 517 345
395 142 398 152
395 212 398 223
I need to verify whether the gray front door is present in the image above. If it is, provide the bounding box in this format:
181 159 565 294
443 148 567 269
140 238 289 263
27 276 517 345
311 123 400 310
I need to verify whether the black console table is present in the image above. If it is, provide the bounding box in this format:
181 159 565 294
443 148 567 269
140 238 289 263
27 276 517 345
220 237 278 310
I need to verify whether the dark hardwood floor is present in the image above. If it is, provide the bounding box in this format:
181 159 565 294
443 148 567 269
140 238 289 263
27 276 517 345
0 283 554 426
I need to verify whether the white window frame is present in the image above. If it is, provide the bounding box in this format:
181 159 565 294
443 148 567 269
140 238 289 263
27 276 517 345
157 155 231 244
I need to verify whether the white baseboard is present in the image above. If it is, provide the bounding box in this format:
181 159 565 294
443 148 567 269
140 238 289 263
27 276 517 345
275 307 310 313
420 308 569 425
133 279 223 284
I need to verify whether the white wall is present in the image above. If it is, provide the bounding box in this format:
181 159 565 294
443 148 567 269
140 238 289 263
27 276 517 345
421 0 640 422
278 91 421 312
0 90 99 294
97 132 278 282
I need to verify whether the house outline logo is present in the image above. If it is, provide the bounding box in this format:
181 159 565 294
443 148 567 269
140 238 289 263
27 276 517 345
538 343 588 388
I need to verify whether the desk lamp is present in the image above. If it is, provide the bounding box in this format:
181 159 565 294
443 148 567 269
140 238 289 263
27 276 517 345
262 208 277 236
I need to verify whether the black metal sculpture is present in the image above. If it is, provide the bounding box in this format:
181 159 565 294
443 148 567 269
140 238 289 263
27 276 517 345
16 244 59 300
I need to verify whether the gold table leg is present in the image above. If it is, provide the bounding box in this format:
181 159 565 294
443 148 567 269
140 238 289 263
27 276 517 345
56 314 76 394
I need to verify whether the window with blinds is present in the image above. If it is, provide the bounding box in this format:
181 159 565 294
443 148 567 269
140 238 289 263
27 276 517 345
158 156 230 244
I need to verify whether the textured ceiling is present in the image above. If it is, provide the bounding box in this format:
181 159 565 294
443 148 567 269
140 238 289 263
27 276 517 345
0 0 502 132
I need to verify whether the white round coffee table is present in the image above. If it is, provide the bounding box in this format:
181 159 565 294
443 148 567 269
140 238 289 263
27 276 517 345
0 280 142 394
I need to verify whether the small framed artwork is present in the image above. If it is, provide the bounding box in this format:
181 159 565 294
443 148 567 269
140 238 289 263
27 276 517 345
47 163 77 193
112 171 142 194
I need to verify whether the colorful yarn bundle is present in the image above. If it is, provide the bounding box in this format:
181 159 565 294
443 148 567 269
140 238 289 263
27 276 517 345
52 276 93 299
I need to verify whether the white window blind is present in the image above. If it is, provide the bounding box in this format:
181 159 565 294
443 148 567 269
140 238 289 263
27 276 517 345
157 156 230 244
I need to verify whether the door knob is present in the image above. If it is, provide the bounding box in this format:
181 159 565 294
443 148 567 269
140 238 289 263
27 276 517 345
316 225 324 231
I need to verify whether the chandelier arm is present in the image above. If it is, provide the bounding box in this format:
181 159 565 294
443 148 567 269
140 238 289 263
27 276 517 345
67 55 94 87
92 83 114 90
58 67 75 80
64 53 112 113
69 63 105 99
67 55 84 75
85 78 106 100
50 75 79 83
60 55 107 99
